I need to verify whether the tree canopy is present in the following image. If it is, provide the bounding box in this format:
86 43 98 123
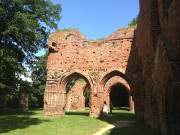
0 0 61 109
30 53 48 108
128 17 137 27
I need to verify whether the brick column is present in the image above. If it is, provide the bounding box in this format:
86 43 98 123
44 81 66 116
129 95 134 113
89 85 102 117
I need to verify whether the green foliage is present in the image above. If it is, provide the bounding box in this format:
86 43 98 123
0 0 61 109
6 79 31 109
128 18 137 27
0 0 61 62
30 53 48 108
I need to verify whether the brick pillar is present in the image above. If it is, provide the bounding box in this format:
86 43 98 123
103 89 110 110
44 92 66 116
44 82 66 116
19 91 28 111
129 95 134 113
89 85 102 117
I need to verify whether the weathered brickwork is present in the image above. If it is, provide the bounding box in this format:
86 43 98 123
43 1 180 134
66 79 86 111
44 27 136 117
135 0 180 134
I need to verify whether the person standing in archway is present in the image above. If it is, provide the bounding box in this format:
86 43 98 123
102 101 109 116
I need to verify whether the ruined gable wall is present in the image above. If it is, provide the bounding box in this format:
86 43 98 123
46 27 135 82
44 27 136 116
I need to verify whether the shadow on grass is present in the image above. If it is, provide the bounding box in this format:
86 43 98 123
113 107 130 111
98 109 158 135
103 123 159 135
65 111 89 116
99 110 135 124
0 109 50 134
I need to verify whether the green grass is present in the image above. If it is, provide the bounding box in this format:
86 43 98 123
103 124 158 135
0 109 106 135
0 108 158 135
102 108 158 135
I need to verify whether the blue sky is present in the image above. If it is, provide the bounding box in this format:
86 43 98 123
36 0 139 56
52 0 139 39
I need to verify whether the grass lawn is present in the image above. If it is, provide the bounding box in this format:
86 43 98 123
102 108 158 135
0 109 106 135
0 108 158 135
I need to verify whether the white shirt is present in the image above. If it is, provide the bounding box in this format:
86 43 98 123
103 105 109 114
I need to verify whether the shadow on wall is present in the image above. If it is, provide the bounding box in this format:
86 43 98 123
0 109 50 134
125 28 144 120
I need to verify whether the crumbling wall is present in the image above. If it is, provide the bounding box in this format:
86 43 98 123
66 80 86 111
44 27 136 117
135 0 180 134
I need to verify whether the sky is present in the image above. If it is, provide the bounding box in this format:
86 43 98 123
36 0 139 56
52 0 139 40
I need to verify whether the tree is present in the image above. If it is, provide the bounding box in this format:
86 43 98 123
30 52 48 108
0 0 61 109
128 17 137 27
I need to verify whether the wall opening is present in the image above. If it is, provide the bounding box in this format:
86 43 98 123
110 83 129 108
63 72 92 115
101 71 134 112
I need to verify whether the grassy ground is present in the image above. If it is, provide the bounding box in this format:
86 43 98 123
0 109 106 135
103 124 158 135
0 108 158 135
102 108 158 135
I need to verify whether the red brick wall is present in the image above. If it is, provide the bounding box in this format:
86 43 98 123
44 27 136 117
66 80 86 111
135 0 180 134
47 28 134 72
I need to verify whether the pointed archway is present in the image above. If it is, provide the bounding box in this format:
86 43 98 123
60 71 93 116
100 70 134 113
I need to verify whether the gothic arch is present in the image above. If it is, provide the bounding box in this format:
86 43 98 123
59 70 93 113
100 70 134 112
60 70 93 92
100 70 132 88
105 76 131 94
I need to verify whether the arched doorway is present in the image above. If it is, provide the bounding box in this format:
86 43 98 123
61 72 92 115
109 83 129 109
100 70 134 113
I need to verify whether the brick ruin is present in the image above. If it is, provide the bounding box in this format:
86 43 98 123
44 27 136 117
134 0 180 134
66 79 87 111
44 0 180 134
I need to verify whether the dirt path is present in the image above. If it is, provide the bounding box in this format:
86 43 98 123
93 120 135 135
93 124 115 135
